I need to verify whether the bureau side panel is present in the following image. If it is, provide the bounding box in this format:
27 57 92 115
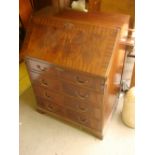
103 43 126 130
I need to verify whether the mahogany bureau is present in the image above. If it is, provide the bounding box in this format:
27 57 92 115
21 7 130 139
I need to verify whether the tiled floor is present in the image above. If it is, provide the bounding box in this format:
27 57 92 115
19 87 134 155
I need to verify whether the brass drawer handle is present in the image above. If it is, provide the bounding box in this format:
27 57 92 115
78 105 87 112
36 64 46 71
76 76 88 84
77 91 89 99
41 79 48 87
48 104 54 110
79 117 88 123
45 92 51 99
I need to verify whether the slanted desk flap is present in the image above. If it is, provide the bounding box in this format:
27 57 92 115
23 13 120 78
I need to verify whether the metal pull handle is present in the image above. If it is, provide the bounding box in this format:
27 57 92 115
45 92 51 99
77 91 89 99
78 105 87 112
48 104 54 110
41 79 48 87
76 76 88 84
36 64 46 71
79 117 88 123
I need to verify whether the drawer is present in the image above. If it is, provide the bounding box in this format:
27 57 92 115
58 69 105 92
37 97 66 116
30 71 62 92
62 82 103 103
64 97 102 120
26 58 58 76
33 86 64 105
66 109 102 131
64 94 101 108
26 58 106 92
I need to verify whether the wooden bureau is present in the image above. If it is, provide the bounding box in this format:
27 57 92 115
21 7 130 139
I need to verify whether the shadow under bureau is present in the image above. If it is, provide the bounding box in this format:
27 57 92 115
21 7 130 139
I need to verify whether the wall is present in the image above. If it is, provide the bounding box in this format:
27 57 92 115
100 0 135 28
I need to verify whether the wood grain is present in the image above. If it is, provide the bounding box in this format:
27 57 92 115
23 8 130 139
22 11 121 77
19 0 33 29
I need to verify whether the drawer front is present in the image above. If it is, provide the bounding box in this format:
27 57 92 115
37 97 66 116
26 58 58 76
59 69 105 92
64 95 101 108
62 82 103 103
64 97 102 120
34 85 102 120
33 86 63 105
30 71 62 92
66 109 102 131
26 58 105 92
36 97 102 131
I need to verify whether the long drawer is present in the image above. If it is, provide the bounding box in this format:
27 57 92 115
62 82 104 103
36 97 102 131
26 58 106 92
64 96 102 120
59 69 105 92
33 86 102 120
30 71 104 104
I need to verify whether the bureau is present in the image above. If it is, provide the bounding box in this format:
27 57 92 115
21 7 130 139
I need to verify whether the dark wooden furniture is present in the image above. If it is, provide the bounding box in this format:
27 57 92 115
21 7 130 139
19 0 33 29
88 0 101 11
100 0 134 28
19 0 107 62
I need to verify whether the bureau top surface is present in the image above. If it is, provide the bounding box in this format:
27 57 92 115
32 7 130 29
22 7 129 77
